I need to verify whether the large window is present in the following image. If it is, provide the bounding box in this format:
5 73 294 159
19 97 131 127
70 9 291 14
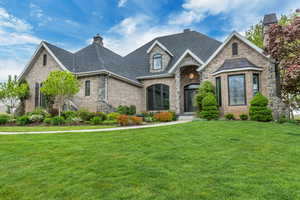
85 80 91 96
147 84 169 110
153 54 162 70
215 77 222 106
228 74 246 106
253 73 260 96
232 43 238 56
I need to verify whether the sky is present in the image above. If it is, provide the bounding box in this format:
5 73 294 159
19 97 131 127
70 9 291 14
0 0 299 82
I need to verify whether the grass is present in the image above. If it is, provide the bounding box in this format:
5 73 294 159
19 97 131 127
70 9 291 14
0 125 116 132
0 121 300 200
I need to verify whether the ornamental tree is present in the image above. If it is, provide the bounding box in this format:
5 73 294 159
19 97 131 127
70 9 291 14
41 71 79 116
0 75 29 116
194 81 215 112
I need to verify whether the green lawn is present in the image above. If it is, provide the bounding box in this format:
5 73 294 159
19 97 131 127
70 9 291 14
0 121 300 200
0 125 116 132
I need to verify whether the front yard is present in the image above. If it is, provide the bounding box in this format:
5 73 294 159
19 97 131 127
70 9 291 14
0 121 300 199
0 125 115 132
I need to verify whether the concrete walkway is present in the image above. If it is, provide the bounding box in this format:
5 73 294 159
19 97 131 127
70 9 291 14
0 120 190 135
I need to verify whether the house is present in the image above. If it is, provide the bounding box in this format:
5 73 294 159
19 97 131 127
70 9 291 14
18 13 286 119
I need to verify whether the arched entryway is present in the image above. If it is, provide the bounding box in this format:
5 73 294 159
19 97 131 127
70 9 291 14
184 83 199 112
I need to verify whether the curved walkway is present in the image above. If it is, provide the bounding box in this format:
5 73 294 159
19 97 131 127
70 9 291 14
0 120 190 135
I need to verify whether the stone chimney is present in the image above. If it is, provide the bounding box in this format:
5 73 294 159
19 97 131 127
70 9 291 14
93 34 103 46
263 13 278 48
183 28 191 33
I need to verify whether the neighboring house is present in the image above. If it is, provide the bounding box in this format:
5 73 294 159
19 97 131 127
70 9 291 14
18 13 286 118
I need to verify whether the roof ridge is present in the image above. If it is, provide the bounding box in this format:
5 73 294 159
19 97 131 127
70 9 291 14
42 41 74 55
93 43 105 69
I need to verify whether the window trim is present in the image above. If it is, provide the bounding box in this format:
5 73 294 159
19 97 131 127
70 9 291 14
85 80 91 96
146 84 170 111
252 73 260 96
232 42 238 56
43 54 47 66
215 77 222 106
227 74 247 106
152 53 163 70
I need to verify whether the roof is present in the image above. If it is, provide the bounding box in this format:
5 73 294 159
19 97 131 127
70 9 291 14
213 58 263 75
123 30 221 79
263 13 278 25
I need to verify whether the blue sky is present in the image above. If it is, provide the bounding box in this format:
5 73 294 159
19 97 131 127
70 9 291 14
0 0 299 82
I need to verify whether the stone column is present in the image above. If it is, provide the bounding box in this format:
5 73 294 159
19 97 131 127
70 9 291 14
175 69 181 114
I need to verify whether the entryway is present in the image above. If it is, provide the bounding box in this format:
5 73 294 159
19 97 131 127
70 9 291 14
184 83 199 112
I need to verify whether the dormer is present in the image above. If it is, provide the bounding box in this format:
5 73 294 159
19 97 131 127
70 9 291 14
147 40 173 72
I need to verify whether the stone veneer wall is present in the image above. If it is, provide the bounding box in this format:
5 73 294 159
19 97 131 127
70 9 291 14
24 48 62 112
140 77 176 112
149 45 171 73
201 36 286 118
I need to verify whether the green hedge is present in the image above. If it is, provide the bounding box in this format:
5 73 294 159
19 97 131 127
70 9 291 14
199 93 219 120
249 93 273 122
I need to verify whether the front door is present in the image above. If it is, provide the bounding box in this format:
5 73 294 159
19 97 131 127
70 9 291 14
184 83 199 112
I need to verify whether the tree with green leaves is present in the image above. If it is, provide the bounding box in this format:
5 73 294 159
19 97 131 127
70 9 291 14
41 71 79 116
194 81 215 112
0 75 29 116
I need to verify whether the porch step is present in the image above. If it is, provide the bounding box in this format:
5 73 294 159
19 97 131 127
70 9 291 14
178 115 195 121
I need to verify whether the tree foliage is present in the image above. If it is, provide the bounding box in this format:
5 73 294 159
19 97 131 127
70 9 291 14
0 75 29 115
194 81 215 112
41 71 79 116
246 23 264 48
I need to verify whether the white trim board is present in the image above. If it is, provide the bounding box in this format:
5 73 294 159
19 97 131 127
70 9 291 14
212 67 263 75
197 31 269 72
18 41 70 80
168 49 204 74
146 40 174 57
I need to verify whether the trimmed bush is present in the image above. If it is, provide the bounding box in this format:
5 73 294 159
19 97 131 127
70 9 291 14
199 93 219 120
62 110 77 119
128 105 136 115
28 108 49 118
116 105 136 115
117 115 130 126
107 112 120 120
101 120 117 125
29 114 44 123
77 109 93 121
195 81 215 111
239 114 248 120
130 116 143 125
90 116 102 125
94 112 107 121
16 116 30 126
249 93 273 122
154 112 173 122
0 114 10 125
65 117 81 125
225 113 235 120
51 116 65 125
43 117 52 125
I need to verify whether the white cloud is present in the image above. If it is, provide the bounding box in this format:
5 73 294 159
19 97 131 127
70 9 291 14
118 0 128 7
29 3 53 26
0 7 32 32
109 15 150 35
0 59 25 82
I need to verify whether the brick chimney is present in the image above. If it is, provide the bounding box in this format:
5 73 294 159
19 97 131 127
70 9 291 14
93 34 103 46
262 13 277 48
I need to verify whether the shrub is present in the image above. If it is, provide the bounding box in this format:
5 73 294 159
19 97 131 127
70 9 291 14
0 114 9 125
62 110 77 119
130 116 143 125
128 105 136 115
51 116 65 125
225 113 235 120
278 114 287 124
107 112 120 120
154 112 173 122
116 105 136 115
194 81 215 111
65 117 81 125
29 114 44 123
239 114 248 120
43 117 52 125
27 107 49 118
77 109 94 121
199 93 219 120
169 110 177 121
94 112 107 121
117 115 130 126
90 116 102 125
101 120 117 125
249 93 273 122
49 108 59 117
16 116 30 126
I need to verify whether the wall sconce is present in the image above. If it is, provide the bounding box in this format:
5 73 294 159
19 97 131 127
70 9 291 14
189 73 195 80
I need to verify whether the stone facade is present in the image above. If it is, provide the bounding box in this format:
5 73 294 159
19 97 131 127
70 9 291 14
149 45 171 72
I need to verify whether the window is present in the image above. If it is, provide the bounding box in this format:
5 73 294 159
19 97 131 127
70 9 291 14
39 83 46 108
43 54 47 66
153 54 162 70
216 77 222 106
228 74 246 106
253 73 260 96
85 80 90 96
35 83 40 108
147 84 169 110
232 43 238 56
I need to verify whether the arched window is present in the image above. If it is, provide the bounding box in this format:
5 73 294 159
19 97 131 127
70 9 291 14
147 84 169 110
153 54 162 70
43 54 47 66
232 43 238 56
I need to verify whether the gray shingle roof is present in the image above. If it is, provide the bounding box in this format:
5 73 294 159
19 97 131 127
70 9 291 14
263 13 278 25
213 58 262 74
44 30 222 82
